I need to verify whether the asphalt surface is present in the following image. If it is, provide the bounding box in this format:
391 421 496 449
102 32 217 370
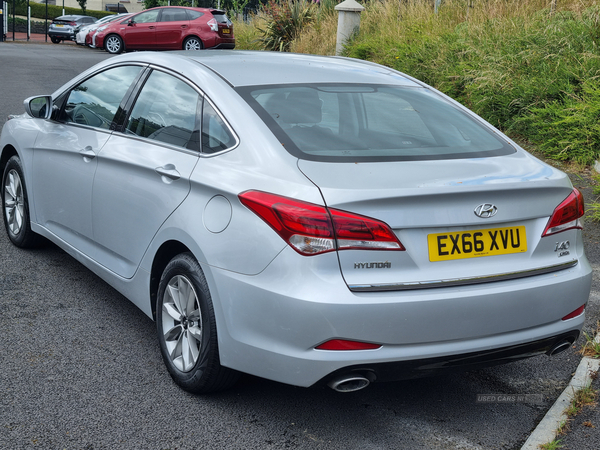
0 41 599 450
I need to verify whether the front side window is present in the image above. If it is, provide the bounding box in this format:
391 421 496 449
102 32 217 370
134 10 159 24
238 84 515 162
125 70 200 150
61 65 142 129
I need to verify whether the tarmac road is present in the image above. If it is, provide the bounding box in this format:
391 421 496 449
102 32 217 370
0 42 598 450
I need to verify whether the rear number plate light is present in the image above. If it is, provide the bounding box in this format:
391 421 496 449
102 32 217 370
428 226 527 262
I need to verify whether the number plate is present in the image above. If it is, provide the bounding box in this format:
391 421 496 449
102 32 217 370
428 226 527 262
56 24 64 27
222 28 230 34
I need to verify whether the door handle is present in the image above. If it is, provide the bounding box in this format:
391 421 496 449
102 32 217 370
155 164 181 183
79 146 95 162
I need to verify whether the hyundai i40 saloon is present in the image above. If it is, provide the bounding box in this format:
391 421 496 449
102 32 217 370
0 51 591 394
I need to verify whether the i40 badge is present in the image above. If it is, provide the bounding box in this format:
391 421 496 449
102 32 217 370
555 241 570 257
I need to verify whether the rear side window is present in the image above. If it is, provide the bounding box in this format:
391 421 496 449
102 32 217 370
187 10 204 20
201 99 237 154
125 70 200 150
61 65 142 129
238 84 515 162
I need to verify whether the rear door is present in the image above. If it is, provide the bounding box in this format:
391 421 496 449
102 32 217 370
91 68 201 278
155 7 190 49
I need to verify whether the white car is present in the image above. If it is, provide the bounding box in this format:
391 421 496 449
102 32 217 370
75 13 129 45
0 51 591 394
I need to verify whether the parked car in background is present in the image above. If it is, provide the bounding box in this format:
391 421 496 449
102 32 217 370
48 15 97 44
75 13 129 46
87 13 133 47
92 6 234 54
0 51 591 394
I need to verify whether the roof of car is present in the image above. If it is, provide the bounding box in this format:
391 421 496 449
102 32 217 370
138 51 421 88
56 15 96 20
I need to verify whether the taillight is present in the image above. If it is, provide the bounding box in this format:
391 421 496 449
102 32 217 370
69 22 77 26
239 190 405 256
542 188 584 237
207 18 218 32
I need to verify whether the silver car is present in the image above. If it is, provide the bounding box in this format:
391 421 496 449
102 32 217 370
0 51 591 394
48 15 97 44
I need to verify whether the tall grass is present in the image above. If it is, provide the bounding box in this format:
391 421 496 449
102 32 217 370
233 0 600 163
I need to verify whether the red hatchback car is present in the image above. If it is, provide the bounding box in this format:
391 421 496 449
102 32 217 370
93 6 234 54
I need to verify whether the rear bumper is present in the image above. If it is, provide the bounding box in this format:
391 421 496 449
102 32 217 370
212 40 235 50
207 248 592 387
316 330 580 386
48 30 75 41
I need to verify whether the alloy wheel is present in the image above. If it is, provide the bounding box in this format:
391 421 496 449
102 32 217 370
184 38 201 51
161 275 203 372
3 169 24 236
106 36 121 54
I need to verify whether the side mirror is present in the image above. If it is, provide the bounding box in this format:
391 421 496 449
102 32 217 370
128 18 135 26
23 96 53 120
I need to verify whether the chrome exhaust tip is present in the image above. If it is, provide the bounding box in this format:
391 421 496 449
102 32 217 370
327 373 373 392
547 339 574 356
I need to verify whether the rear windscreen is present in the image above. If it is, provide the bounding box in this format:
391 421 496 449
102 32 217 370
236 84 515 162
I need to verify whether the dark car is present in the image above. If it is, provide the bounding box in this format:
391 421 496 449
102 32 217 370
48 15 97 43
93 6 234 54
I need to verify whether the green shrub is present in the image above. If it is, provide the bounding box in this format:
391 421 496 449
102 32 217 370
257 0 316 51
514 81 600 165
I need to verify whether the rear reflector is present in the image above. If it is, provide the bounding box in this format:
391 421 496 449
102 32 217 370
239 190 404 256
315 339 382 351
562 304 585 321
542 188 584 237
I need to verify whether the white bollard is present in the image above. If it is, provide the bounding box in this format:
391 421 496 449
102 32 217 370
335 0 365 56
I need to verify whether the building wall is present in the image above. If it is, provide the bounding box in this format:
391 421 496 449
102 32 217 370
60 0 145 14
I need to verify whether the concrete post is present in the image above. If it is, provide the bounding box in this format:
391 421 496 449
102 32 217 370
335 0 365 56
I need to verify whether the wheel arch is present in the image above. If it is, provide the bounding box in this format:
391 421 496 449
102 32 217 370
150 240 192 320
0 145 18 175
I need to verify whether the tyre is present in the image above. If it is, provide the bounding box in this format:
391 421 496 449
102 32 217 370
183 36 203 51
2 156 40 248
50 37 61 44
156 253 239 393
104 34 124 54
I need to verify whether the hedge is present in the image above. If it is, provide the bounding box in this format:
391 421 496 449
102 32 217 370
11 3 115 20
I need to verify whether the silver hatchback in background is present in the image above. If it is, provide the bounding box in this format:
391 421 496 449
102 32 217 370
0 51 591 394
48 15 97 44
